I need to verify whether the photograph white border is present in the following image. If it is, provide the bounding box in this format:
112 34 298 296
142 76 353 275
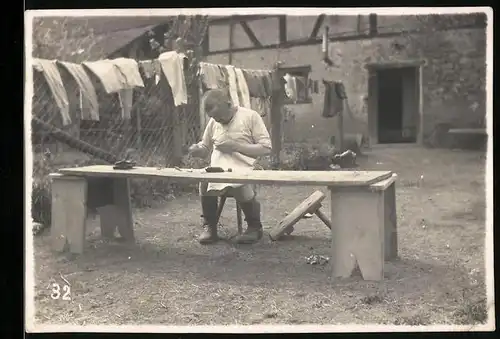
24 6 495 333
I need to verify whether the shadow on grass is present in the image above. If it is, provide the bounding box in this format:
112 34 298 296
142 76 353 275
58 235 467 287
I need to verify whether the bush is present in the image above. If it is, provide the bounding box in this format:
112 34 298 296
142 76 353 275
255 143 338 171
32 157 52 229
129 153 209 208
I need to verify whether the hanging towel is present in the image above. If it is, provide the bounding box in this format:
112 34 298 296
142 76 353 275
118 88 134 120
57 61 99 121
250 97 270 117
242 70 259 97
139 59 161 79
158 51 188 107
322 80 343 118
79 90 98 121
308 79 319 94
291 76 298 101
82 60 127 93
234 68 251 108
199 62 218 89
294 76 307 102
242 69 268 98
284 73 298 102
32 58 71 126
224 65 240 106
199 62 228 90
334 81 347 99
111 58 145 88
262 71 274 97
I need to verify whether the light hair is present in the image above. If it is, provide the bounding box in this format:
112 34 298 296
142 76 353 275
201 88 231 110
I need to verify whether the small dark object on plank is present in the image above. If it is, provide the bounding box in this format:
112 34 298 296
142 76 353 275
205 167 232 173
113 160 136 170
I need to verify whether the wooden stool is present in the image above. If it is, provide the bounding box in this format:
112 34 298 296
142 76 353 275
215 192 243 234
269 190 332 241
215 185 260 234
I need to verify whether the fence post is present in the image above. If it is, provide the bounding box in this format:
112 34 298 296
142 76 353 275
161 106 170 165
270 62 284 169
171 106 184 166
198 76 206 137
338 100 344 152
135 104 142 152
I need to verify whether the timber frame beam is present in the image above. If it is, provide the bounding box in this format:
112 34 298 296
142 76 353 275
239 20 263 47
310 14 326 40
279 15 287 45
206 21 485 56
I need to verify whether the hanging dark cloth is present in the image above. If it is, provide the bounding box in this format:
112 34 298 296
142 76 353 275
322 80 344 118
334 81 347 99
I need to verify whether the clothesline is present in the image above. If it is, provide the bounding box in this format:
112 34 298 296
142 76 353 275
31 52 286 128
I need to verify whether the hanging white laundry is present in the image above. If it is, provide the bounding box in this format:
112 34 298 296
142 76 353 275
58 61 100 121
82 60 127 93
283 73 298 103
33 58 71 125
234 68 251 108
111 58 145 88
158 51 188 107
82 59 140 120
118 88 134 120
224 65 240 106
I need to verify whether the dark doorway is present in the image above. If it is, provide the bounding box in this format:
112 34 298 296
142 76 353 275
376 67 418 143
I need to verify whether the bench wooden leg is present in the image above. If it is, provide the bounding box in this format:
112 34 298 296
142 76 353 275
97 178 135 242
114 178 134 241
269 190 326 241
384 181 398 260
314 206 332 229
50 175 88 254
329 186 385 281
236 203 243 234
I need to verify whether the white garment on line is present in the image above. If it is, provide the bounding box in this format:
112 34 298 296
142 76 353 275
33 58 71 125
82 60 127 94
57 61 100 121
118 88 134 120
234 67 251 108
79 90 100 121
111 58 145 88
283 73 298 103
158 51 188 107
224 65 240 106
82 59 141 120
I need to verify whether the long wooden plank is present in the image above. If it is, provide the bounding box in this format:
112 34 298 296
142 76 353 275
58 166 393 187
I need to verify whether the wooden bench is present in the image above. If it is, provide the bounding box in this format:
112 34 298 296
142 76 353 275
447 128 487 136
269 175 398 281
447 128 487 150
49 166 397 281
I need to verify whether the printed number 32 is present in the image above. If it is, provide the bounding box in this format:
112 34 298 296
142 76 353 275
51 283 71 300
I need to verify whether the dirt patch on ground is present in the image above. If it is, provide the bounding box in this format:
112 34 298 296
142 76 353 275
32 147 489 326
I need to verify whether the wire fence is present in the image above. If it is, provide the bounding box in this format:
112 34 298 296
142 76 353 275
31 62 202 174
